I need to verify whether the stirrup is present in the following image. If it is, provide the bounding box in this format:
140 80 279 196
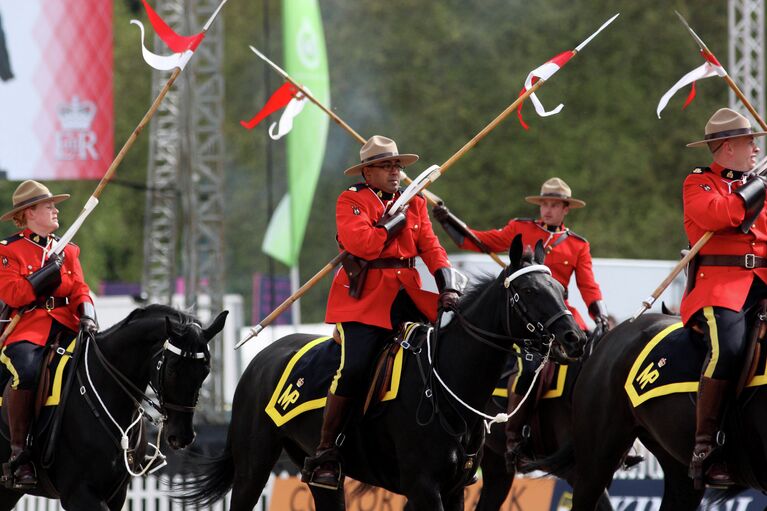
1 454 37 490
301 449 343 490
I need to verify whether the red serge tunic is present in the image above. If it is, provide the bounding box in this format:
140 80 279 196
460 219 602 329
325 185 451 330
0 229 93 346
680 163 767 324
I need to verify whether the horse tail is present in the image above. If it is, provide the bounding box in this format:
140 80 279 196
520 441 575 476
173 444 234 507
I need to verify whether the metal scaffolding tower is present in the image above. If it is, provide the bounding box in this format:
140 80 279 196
142 0 226 418
729 0 765 148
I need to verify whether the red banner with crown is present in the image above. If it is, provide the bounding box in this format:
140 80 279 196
0 0 113 180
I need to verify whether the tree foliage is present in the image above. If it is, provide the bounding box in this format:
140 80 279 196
0 1 731 321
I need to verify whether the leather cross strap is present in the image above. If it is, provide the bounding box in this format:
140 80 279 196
32 296 70 310
368 257 416 269
698 254 767 269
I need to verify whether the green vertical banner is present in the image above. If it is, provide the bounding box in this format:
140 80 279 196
261 0 330 266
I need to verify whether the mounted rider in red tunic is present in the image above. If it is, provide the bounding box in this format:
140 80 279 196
681 108 767 488
432 177 608 471
0 181 98 489
302 136 466 490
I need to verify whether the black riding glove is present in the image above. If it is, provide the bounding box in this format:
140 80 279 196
435 267 468 311
588 300 610 331
26 253 64 297
78 302 98 335
376 206 408 242
433 204 450 222
736 175 766 233
431 204 467 247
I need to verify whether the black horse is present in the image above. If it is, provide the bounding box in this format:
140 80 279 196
475 355 615 511
178 236 587 511
529 312 767 511
0 304 227 511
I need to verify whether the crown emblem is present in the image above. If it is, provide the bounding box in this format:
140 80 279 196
57 96 97 131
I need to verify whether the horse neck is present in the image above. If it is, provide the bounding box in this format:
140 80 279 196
435 282 511 413
95 316 167 390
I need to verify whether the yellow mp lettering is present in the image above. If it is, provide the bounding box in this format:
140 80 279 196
636 362 660 390
277 384 300 410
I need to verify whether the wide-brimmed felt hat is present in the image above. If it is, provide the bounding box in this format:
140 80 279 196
687 107 767 148
525 177 585 209
1 180 69 222
343 135 419 176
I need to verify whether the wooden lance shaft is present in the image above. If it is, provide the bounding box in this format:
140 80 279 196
249 45 503 264
237 79 548 348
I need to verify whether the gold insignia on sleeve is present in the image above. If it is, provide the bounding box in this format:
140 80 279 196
692 168 703 174
348 186 357 191
0 240 6 245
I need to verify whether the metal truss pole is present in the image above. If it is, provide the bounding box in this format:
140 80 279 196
729 0 765 150
141 0 183 305
181 0 227 418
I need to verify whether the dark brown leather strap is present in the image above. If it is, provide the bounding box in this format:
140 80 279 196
368 257 416 269
32 296 70 310
698 254 767 269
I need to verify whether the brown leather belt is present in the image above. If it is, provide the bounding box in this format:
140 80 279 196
32 296 69 311
368 257 416 269
698 254 767 269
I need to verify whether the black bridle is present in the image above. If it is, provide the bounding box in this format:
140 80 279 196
452 264 572 356
150 338 210 414
89 331 209 419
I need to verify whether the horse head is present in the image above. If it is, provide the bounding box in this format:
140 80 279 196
157 310 228 449
505 235 586 363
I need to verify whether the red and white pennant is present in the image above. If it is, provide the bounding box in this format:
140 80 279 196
131 0 205 71
656 49 727 118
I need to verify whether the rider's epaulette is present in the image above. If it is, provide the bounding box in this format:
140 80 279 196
513 217 536 223
346 182 369 193
0 233 23 246
691 167 711 175
568 230 588 243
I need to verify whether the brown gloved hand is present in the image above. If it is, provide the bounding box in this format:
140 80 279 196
439 290 460 311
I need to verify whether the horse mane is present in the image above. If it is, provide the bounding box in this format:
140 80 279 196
458 250 536 311
99 303 199 336
458 271 497 310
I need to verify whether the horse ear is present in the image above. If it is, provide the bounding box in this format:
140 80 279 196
509 234 524 268
533 240 546 264
203 310 229 342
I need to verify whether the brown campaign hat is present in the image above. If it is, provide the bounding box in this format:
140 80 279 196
687 107 767 148
0 180 70 222
525 177 585 209
343 135 419 176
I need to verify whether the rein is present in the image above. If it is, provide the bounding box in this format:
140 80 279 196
82 331 208 476
425 264 571 433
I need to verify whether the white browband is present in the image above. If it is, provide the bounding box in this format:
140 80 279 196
163 339 206 359
503 264 551 288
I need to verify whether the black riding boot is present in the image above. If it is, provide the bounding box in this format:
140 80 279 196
302 393 352 490
504 390 533 473
689 377 734 489
5 388 36 489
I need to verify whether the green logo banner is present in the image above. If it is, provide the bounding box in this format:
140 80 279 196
262 0 330 267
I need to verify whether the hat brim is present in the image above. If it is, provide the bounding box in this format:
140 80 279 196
686 130 767 148
0 194 70 222
525 195 586 209
343 154 419 176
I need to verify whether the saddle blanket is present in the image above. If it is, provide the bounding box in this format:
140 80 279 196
625 322 767 407
0 335 77 408
265 336 404 427
492 356 569 401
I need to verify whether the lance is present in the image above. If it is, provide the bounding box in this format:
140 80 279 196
237 13 620 348
0 1 228 345
631 14 767 320
249 45 506 267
